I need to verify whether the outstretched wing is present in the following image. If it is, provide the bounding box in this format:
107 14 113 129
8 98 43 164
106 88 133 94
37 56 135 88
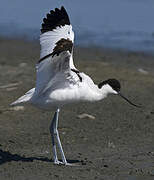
35 6 78 94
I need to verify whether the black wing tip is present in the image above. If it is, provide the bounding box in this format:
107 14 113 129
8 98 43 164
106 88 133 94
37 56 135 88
41 6 70 34
61 6 66 12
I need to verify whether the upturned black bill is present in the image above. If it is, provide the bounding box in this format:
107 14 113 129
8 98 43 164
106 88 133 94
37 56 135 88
118 92 141 108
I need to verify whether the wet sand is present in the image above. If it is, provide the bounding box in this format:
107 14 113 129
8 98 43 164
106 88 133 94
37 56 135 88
0 38 154 180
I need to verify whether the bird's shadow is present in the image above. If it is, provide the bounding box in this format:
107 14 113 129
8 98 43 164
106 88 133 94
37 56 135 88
0 148 51 165
0 148 80 165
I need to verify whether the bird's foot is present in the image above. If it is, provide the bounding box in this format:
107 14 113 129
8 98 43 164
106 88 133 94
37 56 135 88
54 160 77 166
54 160 63 165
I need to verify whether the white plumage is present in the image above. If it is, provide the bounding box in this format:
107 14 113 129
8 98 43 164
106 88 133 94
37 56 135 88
40 25 74 58
11 11 104 109
11 6 139 166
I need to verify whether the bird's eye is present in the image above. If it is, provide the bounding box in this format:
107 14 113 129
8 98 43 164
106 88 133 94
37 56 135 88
116 87 120 92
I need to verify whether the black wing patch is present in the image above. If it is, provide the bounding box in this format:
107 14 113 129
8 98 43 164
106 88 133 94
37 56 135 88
38 53 53 63
71 69 82 82
51 38 73 57
41 6 70 34
38 38 73 63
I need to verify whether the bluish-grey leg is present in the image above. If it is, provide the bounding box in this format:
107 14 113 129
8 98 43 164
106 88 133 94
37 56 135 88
50 108 72 165
54 109 68 164
50 109 59 164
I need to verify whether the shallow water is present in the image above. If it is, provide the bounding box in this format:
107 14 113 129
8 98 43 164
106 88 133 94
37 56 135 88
0 0 154 53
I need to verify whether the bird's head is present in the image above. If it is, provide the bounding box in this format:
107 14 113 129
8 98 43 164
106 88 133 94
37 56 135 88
98 79 140 108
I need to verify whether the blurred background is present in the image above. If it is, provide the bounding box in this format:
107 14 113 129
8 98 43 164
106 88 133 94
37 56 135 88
0 1 154 179
1 0 154 53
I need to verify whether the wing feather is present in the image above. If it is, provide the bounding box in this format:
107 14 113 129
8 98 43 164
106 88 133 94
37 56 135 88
35 7 77 94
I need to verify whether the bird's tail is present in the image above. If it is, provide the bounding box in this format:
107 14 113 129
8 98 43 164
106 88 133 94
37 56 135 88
10 88 35 106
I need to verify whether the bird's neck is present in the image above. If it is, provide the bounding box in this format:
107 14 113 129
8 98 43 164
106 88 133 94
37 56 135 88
98 84 113 98
96 84 112 100
86 85 108 102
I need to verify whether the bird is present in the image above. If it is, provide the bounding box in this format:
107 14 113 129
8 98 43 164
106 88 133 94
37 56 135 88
11 6 140 166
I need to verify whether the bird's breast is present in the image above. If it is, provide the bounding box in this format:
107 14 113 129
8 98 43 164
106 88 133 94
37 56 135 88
31 83 103 110
49 85 102 103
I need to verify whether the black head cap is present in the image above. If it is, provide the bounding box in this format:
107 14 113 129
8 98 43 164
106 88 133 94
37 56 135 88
98 79 121 92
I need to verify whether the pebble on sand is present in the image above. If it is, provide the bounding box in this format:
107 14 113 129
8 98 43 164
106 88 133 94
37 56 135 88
77 113 95 120
10 106 25 111
138 68 149 75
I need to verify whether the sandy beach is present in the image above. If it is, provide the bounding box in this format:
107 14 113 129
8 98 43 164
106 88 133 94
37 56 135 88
0 38 154 180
